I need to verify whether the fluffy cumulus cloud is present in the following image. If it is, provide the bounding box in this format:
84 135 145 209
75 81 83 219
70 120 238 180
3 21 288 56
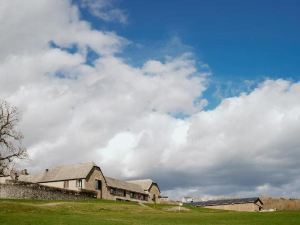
0 0 205 175
163 80 300 198
1 0 300 199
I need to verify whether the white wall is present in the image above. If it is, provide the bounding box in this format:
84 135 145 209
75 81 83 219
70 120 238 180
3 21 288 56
39 179 86 191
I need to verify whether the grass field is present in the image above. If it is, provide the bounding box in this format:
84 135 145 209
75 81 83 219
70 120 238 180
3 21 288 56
1 199 300 225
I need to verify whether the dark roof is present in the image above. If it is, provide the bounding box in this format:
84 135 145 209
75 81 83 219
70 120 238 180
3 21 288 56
187 197 263 207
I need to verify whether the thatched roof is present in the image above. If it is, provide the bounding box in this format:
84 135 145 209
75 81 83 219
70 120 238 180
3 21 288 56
105 176 146 194
19 162 97 183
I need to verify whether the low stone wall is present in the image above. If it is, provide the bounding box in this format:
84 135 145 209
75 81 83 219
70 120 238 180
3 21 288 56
0 181 96 200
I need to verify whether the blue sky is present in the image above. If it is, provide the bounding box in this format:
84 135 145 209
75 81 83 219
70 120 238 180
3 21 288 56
75 0 300 109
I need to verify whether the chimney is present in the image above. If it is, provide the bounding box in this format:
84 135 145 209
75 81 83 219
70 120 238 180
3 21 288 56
14 172 19 181
21 169 28 175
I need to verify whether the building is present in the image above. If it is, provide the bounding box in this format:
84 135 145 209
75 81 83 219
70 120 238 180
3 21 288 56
127 179 161 203
9 162 161 203
187 197 263 212
105 176 148 201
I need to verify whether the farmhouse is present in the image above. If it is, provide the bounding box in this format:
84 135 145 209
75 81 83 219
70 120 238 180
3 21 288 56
12 162 161 203
188 197 263 212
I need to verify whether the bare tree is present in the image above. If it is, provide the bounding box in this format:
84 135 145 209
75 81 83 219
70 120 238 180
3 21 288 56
0 100 27 176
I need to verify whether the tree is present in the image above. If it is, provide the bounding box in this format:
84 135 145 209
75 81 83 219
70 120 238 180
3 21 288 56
0 100 27 176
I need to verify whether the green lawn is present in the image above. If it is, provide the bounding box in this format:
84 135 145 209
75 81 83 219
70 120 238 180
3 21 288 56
0 199 300 225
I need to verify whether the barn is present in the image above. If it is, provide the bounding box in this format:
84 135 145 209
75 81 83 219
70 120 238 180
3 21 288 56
187 197 263 212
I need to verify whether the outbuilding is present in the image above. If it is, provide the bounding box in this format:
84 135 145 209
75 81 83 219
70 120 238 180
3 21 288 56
188 197 263 212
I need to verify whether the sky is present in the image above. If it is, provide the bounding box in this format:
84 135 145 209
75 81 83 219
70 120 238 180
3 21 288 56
1 0 300 200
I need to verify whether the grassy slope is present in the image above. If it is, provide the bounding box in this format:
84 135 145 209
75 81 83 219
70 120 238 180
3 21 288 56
0 199 300 225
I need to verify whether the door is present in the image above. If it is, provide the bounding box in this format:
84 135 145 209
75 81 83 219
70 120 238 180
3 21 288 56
95 179 102 198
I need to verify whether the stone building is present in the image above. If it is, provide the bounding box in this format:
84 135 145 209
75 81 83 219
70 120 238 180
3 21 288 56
105 176 148 201
187 197 263 212
7 162 161 203
127 179 160 203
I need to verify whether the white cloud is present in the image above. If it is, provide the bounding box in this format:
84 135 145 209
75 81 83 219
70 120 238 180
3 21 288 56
1 0 300 200
80 0 128 24
162 80 300 198
0 0 125 62
0 0 206 171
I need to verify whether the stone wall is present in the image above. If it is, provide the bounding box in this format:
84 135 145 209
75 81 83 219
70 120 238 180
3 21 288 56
85 167 106 199
0 181 96 200
149 184 160 203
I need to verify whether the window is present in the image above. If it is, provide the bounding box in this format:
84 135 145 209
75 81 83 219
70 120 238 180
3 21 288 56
76 179 82 188
110 188 116 194
95 180 102 190
63 180 69 189
130 192 135 199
